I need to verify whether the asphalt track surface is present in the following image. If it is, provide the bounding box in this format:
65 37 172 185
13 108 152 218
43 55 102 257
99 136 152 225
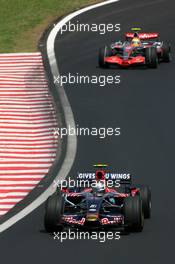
1 0 175 263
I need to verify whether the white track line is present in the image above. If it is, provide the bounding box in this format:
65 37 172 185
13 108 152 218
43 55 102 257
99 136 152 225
0 0 120 232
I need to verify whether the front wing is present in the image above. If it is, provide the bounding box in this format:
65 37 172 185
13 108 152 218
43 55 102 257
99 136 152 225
104 55 145 67
62 214 123 227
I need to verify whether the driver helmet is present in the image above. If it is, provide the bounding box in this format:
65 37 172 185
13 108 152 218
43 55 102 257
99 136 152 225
131 37 141 47
95 170 105 180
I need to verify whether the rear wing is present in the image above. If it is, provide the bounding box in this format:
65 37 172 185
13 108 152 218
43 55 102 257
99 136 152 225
125 32 159 40
77 172 132 184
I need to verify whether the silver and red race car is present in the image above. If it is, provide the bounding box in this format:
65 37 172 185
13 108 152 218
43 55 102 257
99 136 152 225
99 28 171 68
44 164 151 233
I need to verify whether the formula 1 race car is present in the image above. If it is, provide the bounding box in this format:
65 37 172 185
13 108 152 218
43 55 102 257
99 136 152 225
99 28 171 68
44 164 151 233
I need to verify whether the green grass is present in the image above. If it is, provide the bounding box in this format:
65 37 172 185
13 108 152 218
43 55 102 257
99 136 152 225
0 0 100 53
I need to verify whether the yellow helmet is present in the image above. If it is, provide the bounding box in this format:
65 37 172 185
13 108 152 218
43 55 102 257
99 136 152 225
131 37 141 47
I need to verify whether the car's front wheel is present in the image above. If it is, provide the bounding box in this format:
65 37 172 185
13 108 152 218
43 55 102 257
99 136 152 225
145 47 158 68
123 196 144 232
44 192 63 232
98 46 113 68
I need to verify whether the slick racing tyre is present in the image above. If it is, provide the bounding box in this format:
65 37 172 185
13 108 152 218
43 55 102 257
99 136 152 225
123 196 144 232
145 47 158 68
98 46 113 68
162 42 171 62
44 192 63 232
139 186 151 219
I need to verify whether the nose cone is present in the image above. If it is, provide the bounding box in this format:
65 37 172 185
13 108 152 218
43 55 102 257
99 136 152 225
86 214 99 222
122 60 129 66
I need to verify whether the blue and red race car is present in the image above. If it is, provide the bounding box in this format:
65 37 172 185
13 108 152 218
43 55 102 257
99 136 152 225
44 164 151 233
99 28 171 68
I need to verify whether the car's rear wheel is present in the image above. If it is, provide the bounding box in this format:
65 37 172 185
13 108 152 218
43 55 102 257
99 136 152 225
139 186 151 219
123 196 144 232
162 42 171 62
44 192 63 232
98 46 113 68
145 47 158 68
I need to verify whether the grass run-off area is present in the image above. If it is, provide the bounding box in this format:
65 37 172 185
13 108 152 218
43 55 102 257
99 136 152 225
0 0 100 53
